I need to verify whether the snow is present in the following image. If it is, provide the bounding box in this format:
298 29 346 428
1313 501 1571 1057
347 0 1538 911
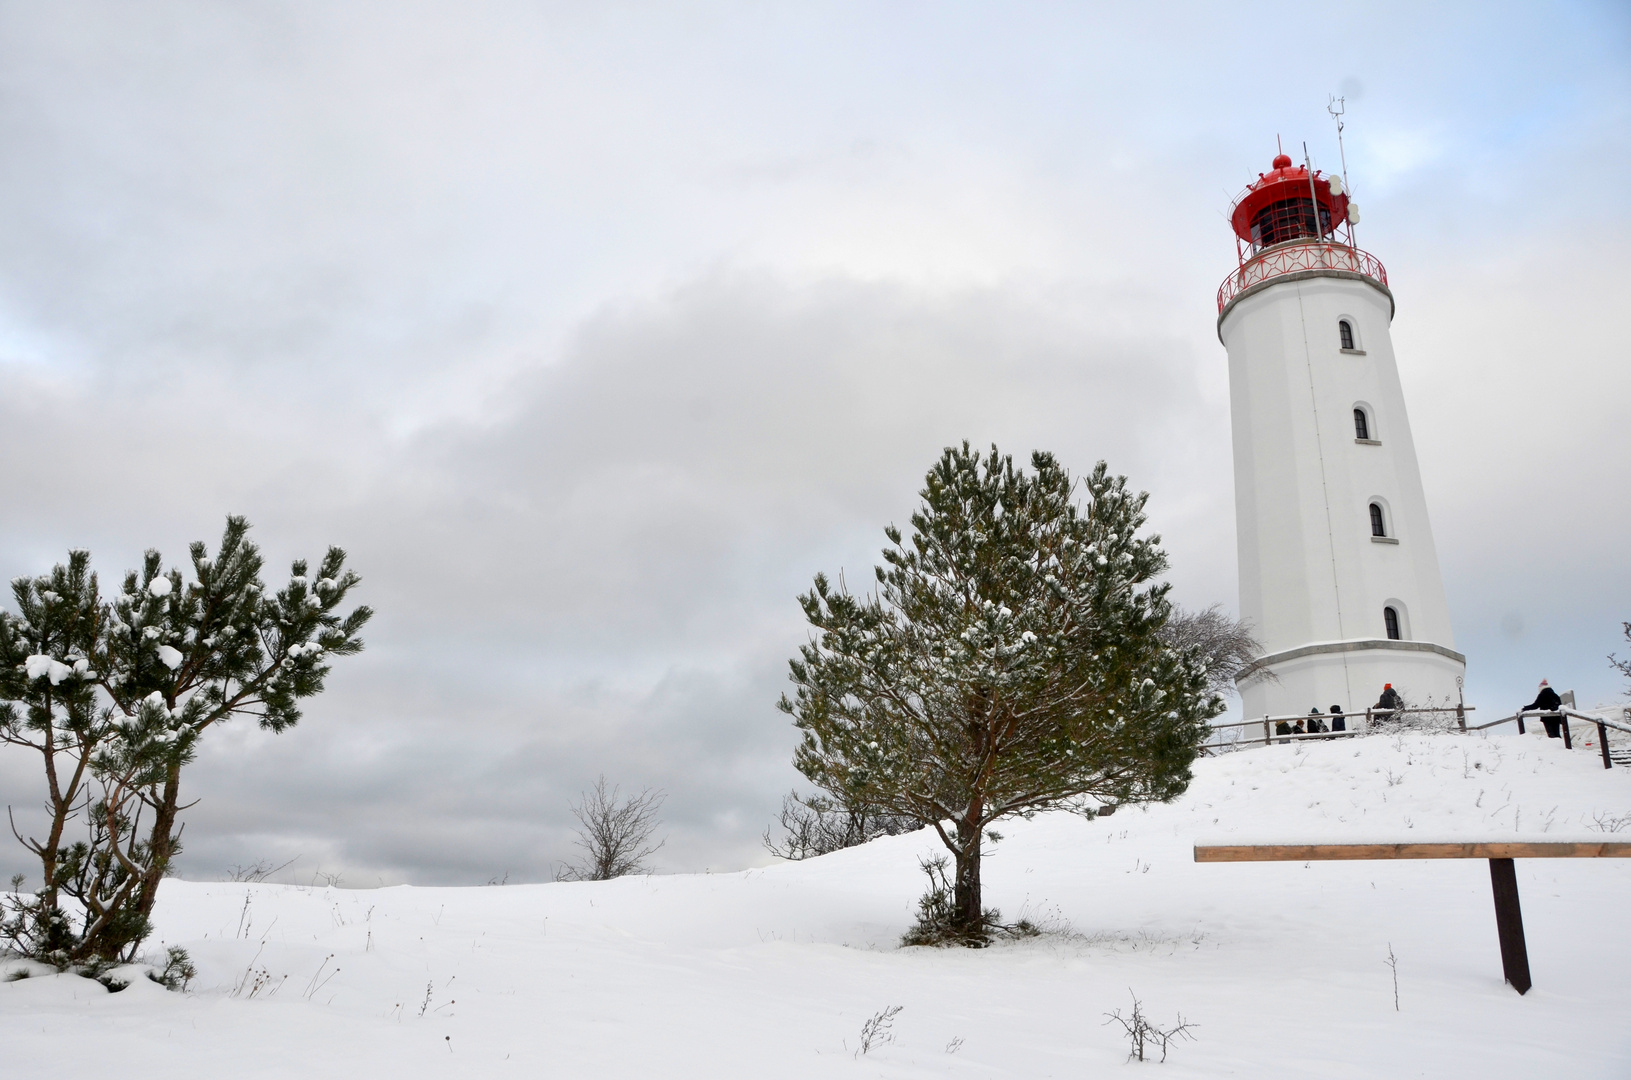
23 653 72 684
156 644 184 670
4 732 1628 1078
148 577 172 597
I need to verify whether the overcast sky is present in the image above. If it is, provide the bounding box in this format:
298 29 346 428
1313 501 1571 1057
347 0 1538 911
2 1 1627 886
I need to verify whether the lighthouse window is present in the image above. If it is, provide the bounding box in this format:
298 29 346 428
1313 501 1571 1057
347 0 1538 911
1339 320 1354 350
1369 503 1386 537
1250 196 1321 247
1354 408 1370 440
1383 606 1401 640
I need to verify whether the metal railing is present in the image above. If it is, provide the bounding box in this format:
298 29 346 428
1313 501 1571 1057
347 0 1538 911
1201 705 1472 754
1466 708 1631 770
1216 241 1388 313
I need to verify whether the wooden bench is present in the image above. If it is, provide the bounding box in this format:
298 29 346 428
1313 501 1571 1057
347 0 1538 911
1194 841 1631 994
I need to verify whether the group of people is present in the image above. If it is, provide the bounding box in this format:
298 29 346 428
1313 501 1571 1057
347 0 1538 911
1275 683 1404 738
1275 705 1348 737
1268 679 1571 741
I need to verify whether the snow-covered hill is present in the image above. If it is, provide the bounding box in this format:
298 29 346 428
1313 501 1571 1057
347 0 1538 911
5 730 1630 1078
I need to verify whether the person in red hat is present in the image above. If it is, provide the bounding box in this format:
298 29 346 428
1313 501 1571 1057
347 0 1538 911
1374 682 1402 721
1524 679 1564 738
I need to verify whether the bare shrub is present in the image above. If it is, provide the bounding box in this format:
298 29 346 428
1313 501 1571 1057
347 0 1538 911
1589 811 1631 833
762 790 916 860
1103 990 1197 1062
1610 621 1631 697
226 857 297 883
556 776 665 881
1161 604 1268 696
1368 688 1457 735
855 1005 902 1056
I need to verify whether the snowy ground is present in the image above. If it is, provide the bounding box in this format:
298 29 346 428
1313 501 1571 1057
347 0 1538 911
5 730 1630 1078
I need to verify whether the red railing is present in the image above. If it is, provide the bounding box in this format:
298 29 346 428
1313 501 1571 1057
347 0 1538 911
1217 242 1387 313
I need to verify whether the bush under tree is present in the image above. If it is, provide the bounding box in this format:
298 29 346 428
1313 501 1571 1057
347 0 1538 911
780 444 1221 945
0 517 370 973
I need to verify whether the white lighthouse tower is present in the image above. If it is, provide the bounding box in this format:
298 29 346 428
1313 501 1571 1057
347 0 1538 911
1219 150 1464 718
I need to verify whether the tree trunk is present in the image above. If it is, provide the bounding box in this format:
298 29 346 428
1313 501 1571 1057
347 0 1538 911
132 764 183 927
952 817 984 938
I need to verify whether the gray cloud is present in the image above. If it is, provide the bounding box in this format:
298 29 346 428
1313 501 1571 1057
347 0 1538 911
1 2 1627 886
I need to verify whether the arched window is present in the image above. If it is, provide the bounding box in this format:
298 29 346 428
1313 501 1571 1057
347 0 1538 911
1354 408 1370 440
1383 606 1401 640
1339 320 1355 350
1369 503 1386 537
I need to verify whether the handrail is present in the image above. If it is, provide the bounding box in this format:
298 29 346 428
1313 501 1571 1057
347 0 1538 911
1565 708 1631 736
1469 713 1521 731
1199 705 1473 755
1464 708 1629 770
1200 701 1629 770
1209 705 1472 731
1471 709 1631 735
1216 241 1388 313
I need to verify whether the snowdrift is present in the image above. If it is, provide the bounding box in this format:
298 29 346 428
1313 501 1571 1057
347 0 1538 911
5 730 1629 1078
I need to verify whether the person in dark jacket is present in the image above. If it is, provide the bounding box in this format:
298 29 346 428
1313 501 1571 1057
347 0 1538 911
1524 679 1563 738
1307 708 1328 734
1275 719 1293 738
1329 705 1347 733
1374 683 1402 730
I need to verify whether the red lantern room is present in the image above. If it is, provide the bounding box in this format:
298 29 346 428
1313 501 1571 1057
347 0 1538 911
1217 150 1386 316
1232 153 1349 249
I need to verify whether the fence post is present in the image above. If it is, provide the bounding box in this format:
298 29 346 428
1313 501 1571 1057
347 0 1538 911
1487 858 1532 995
1517 712 1526 735
1597 720 1611 770
1262 715 1271 746
1561 714 1573 750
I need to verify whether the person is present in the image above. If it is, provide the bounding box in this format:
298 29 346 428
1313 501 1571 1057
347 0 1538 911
1306 708 1328 735
1275 719 1293 737
1523 679 1563 739
1329 705 1347 733
1375 683 1401 721
1292 719 1306 735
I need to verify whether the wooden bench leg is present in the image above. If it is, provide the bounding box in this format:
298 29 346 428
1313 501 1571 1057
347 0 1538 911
1488 858 1531 994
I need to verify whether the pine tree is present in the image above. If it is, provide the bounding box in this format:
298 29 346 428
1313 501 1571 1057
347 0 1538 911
0 516 371 968
780 444 1221 943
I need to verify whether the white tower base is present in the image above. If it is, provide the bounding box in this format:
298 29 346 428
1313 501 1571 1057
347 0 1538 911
1238 638 1465 719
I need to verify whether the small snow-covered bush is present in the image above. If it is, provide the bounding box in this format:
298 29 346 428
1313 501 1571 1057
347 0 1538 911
149 945 196 992
900 855 1035 948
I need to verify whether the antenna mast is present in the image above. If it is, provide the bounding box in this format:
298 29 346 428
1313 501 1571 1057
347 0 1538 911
1303 141 1322 241
1328 95 1355 246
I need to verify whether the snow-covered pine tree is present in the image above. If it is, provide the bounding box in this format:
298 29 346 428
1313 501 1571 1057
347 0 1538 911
0 516 370 967
0 551 108 959
780 444 1221 943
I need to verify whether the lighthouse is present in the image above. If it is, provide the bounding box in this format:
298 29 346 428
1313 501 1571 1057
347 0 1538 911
1220 150 1464 719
